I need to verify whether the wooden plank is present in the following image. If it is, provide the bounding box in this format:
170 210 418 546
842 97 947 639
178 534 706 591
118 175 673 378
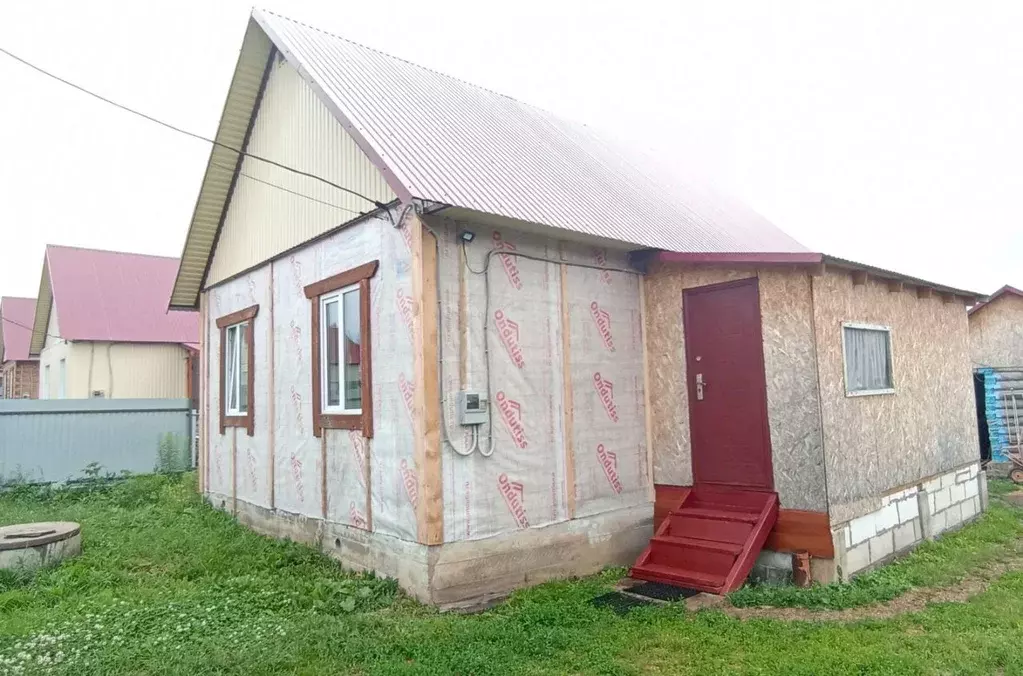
310 300 322 438
410 213 443 545
654 484 691 531
722 495 778 593
764 508 834 558
560 263 576 519
199 293 208 494
321 433 328 519
268 261 276 509
640 276 654 501
231 427 238 515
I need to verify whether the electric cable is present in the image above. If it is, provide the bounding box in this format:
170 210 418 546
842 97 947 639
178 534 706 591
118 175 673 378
0 45 387 210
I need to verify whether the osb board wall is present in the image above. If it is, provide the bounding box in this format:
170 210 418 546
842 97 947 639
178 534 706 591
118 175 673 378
813 270 979 521
969 294 1023 368
644 263 826 511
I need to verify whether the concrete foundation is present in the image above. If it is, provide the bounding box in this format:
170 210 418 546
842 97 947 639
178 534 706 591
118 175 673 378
0 522 81 572
213 492 653 610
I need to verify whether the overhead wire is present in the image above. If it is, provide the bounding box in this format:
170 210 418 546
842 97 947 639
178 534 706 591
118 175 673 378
0 45 388 210
0 315 60 342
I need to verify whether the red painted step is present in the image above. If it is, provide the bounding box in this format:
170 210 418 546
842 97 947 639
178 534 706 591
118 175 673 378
630 485 779 595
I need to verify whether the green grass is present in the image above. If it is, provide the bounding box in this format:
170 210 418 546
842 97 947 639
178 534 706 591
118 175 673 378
729 496 1023 610
2 474 1023 675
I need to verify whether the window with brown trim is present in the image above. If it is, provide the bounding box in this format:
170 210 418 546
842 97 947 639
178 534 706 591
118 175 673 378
216 305 258 436
304 261 377 438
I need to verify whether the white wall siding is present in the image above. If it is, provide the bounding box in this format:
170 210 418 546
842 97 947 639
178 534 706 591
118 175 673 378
39 306 69 398
206 56 395 287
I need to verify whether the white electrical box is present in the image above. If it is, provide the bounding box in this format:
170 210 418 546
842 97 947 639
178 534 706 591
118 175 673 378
456 390 489 426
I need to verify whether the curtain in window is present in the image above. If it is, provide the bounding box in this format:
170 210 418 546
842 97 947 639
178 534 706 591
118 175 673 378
844 327 892 392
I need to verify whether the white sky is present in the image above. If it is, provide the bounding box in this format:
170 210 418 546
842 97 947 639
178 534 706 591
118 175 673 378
1 0 1020 299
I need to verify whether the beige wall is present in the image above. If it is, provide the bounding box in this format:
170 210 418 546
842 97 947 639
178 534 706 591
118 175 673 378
205 56 395 287
969 294 1023 368
42 340 187 399
39 305 70 399
813 271 979 522
644 264 826 512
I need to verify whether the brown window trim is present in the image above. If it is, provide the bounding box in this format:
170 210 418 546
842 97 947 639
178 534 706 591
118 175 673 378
304 260 378 439
216 304 258 436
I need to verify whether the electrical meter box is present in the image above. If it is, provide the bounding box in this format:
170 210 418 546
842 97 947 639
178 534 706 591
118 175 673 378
456 390 489 426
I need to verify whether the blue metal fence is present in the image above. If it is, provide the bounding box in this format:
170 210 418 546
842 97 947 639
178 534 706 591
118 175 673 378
0 398 194 485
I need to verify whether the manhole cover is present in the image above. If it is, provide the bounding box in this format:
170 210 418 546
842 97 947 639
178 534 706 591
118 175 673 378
4 529 58 540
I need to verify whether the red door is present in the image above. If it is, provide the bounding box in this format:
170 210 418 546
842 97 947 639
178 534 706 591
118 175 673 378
682 277 773 489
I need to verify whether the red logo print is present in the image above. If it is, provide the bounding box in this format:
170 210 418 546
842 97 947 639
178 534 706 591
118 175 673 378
349 502 368 529
247 448 258 493
289 255 303 294
290 454 305 504
589 301 615 352
593 248 613 285
496 391 528 448
399 218 414 253
498 473 530 528
400 459 419 509
397 288 415 342
288 320 303 365
597 444 623 494
290 386 304 436
398 373 415 426
593 372 619 422
349 430 368 489
492 231 523 290
494 310 525 368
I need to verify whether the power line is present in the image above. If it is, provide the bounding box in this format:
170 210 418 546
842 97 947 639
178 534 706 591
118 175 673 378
0 45 388 210
0 315 59 341
209 161 364 216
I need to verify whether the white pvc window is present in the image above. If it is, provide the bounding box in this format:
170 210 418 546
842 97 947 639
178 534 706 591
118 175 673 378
224 322 249 415
42 365 50 399
320 284 362 414
58 358 66 399
842 322 894 396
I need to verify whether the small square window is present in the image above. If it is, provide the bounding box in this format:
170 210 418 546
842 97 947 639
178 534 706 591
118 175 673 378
842 323 894 396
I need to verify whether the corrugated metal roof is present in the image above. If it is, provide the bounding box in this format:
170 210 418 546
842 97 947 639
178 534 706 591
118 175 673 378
41 246 199 345
968 284 1023 316
1 297 37 362
254 9 807 255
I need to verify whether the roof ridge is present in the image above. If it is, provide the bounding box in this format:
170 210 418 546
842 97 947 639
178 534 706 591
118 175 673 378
255 8 574 121
46 243 180 261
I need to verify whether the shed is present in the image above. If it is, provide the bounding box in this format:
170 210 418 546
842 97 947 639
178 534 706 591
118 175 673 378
28 245 200 400
968 285 1023 467
171 9 987 606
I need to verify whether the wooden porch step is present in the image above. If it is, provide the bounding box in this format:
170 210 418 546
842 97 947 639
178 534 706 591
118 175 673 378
672 507 759 523
651 535 743 555
631 563 726 592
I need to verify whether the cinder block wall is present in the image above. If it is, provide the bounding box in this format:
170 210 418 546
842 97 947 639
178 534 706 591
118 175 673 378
832 462 983 579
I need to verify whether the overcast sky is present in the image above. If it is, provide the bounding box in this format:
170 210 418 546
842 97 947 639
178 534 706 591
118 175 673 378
1 0 1020 300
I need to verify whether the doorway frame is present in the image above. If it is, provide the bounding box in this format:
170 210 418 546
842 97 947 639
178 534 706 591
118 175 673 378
682 276 775 490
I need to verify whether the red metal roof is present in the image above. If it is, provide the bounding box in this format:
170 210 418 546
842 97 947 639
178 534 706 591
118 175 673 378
46 245 199 344
968 284 1023 316
1 297 37 362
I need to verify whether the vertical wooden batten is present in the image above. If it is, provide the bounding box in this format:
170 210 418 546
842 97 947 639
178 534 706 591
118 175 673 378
321 433 328 519
560 263 576 519
410 213 444 545
268 261 276 509
199 293 208 495
640 276 655 499
231 427 238 515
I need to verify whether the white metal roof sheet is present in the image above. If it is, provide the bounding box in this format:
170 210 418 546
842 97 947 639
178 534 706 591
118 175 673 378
253 9 808 254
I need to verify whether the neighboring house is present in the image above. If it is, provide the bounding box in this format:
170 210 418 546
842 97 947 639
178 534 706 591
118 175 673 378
28 245 199 400
171 10 987 607
0 297 40 399
968 285 1023 465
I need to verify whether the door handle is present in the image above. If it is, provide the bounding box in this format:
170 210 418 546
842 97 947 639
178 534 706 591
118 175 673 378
696 373 705 401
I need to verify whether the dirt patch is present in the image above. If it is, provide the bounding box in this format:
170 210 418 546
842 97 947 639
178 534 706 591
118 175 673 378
1003 492 1023 507
708 555 1023 623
